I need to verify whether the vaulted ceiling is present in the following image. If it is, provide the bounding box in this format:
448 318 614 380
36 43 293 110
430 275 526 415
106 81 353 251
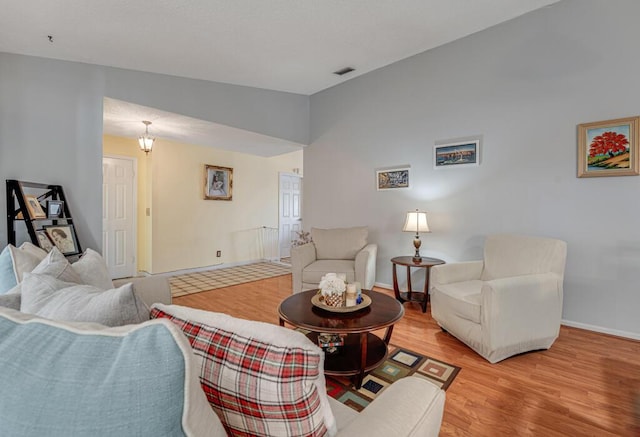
0 0 559 155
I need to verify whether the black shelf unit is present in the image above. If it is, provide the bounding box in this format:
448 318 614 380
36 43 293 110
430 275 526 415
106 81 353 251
6 179 82 256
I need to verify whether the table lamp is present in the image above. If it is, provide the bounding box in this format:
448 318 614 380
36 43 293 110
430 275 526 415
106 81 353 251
402 209 430 262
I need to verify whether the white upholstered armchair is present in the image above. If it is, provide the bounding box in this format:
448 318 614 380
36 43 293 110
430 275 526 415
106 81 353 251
291 227 377 294
429 234 567 363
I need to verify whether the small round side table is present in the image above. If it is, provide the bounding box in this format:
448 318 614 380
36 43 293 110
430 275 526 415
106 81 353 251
391 256 445 313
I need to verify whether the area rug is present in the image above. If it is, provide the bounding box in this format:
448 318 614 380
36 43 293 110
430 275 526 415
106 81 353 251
325 344 460 412
169 262 291 298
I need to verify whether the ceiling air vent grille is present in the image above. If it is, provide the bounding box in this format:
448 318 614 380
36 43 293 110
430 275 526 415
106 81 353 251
333 67 355 76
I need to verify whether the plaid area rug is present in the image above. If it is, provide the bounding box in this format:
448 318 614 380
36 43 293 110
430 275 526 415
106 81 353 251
170 262 291 298
325 344 460 412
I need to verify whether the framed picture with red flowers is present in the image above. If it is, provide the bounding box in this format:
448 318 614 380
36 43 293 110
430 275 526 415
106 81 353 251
577 116 640 177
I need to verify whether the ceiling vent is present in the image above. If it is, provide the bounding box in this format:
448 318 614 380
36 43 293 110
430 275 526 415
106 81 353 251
333 67 355 76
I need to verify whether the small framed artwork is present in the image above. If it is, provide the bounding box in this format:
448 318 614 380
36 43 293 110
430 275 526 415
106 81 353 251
35 230 55 252
24 195 47 219
376 166 410 190
434 139 480 169
577 116 640 178
46 200 64 218
204 164 233 200
43 224 80 255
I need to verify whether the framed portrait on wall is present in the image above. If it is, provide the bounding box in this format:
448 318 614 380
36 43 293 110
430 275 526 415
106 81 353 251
204 164 233 200
577 116 640 178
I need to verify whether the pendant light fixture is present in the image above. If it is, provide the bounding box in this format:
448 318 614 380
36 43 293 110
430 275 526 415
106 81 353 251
138 120 155 154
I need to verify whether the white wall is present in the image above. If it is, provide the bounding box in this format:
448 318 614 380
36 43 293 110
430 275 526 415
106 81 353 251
307 0 640 337
0 52 309 254
150 140 302 273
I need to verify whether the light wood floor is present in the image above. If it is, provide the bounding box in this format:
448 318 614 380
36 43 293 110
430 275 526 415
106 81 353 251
174 274 640 436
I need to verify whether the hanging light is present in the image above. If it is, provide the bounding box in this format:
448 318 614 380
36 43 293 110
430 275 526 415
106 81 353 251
138 120 155 154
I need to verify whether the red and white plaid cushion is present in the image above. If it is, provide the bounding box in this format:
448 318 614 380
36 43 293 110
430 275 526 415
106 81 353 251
151 305 333 437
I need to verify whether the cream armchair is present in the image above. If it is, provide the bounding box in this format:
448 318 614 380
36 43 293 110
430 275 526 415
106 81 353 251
291 226 377 294
430 234 567 363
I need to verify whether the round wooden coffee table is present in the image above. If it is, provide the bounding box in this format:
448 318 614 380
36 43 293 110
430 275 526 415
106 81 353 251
278 289 404 389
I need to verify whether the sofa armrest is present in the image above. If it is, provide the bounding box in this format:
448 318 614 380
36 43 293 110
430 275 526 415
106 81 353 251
337 377 445 437
291 243 317 294
430 260 483 289
482 272 562 350
113 276 172 307
355 243 377 290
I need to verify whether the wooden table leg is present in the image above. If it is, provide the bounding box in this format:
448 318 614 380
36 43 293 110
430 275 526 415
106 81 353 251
422 267 430 313
392 263 401 301
406 266 413 301
355 332 368 389
383 325 394 345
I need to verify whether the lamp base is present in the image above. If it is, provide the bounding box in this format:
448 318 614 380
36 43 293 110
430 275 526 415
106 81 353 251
412 235 422 263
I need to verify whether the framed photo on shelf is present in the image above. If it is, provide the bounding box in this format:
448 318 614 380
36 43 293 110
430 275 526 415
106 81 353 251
35 230 55 252
577 116 640 178
204 164 233 200
24 195 47 219
376 166 410 190
434 139 480 169
43 224 80 255
46 200 64 218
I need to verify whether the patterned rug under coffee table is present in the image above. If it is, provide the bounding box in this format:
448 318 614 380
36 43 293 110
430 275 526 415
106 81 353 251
325 344 460 412
170 262 291 298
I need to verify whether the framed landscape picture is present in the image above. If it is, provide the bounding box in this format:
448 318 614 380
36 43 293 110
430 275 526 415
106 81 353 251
204 164 233 200
577 116 640 178
43 224 80 255
434 139 480 169
376 167 410 190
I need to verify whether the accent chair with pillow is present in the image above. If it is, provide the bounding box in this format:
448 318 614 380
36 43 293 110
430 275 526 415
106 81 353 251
429 233 567 363
291 227 377 294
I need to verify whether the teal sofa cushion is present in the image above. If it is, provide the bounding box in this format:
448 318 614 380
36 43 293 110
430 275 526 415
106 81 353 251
0 307 223 436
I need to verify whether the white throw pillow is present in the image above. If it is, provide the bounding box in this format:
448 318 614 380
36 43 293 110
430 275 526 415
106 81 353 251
20 273 149 326
72 248 114 290
8 244 47 282
6 248 82 295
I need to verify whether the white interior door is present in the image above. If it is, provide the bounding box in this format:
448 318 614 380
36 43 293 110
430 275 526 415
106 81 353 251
103 156 136 279
279 173 302 259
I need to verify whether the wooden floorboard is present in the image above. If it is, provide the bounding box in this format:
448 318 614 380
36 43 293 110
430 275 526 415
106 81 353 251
174 274 640 436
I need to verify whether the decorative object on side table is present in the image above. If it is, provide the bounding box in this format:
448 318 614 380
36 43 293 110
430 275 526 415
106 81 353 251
577 116 639 177
402 209 430 262
318 273 346 307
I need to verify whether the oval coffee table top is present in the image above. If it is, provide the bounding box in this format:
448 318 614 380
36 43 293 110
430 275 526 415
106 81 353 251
278 289 404 333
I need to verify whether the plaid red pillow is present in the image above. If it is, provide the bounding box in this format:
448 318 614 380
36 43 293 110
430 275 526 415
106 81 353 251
151 307 330 437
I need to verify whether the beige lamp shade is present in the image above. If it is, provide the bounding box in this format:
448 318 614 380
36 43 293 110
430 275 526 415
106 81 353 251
402 209 430 262
402 210 430 233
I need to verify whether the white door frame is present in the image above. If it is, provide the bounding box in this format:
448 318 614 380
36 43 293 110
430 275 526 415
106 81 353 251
103 154 137 278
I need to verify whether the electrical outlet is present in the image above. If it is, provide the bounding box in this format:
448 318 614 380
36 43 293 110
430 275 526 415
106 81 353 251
216 250 221 257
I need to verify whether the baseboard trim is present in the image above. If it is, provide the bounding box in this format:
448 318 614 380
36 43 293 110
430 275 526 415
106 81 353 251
374 282 640 341
150 259 273 277
561 319 640 341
